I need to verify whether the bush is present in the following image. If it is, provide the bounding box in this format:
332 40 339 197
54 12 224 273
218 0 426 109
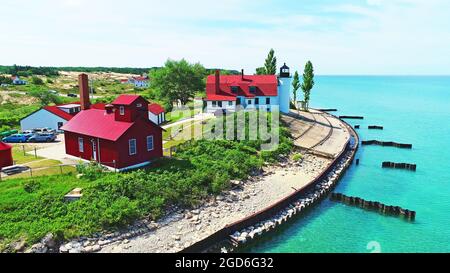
76 161 107 180
292 153 303 162
31 76 44 85
23 180 41 193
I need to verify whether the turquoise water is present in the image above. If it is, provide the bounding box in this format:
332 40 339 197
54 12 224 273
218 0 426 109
246 76 450 253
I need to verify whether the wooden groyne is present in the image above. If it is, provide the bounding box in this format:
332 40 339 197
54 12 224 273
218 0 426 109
317 108 337 112
354 125 360 129
330 193 416 221
382 162 417 171
339 116 364 120
368 125 384 130
361 140 412 149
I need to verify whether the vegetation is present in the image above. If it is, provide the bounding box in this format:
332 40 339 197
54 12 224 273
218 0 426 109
292 71 300 108
0 113 293 251
0 76 12 85
31 76 44 85
265 49 278 75
150 59 206 109
29 89 61 106
301 61 315 110
0 65 59 77
292 153 303 162
0 103 40 132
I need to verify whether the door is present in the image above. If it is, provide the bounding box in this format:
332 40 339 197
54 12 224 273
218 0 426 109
92 142 97 161
57 122 63 130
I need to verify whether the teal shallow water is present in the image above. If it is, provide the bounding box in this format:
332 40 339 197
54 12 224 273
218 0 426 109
246 76 450 253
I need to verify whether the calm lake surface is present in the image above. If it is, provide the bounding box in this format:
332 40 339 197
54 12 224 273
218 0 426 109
246 76 450 253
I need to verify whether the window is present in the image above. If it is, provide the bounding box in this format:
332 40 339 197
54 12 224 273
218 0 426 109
231 86 238 93
218 101 223 107
266 98 271 105
255 98 259 105
129 139 137 155
119 106 125 115
147 135 154 151
248 100 252 105
228 101 233 106
249 86 256 94
212 101 217 107
78 137 84 152
136 103 142 108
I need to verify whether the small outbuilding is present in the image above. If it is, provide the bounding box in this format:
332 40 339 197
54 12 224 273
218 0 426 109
148 103 166 125
0 141 13 169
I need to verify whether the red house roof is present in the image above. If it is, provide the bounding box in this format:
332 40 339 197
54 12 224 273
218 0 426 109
0 141 12 151
206 74 278 101
148 103 165 115
112 95 142 105
43 106 76 121
61 109 136 141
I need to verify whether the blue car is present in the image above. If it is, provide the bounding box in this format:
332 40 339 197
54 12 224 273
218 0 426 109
2 133 30 143
27 133 56 143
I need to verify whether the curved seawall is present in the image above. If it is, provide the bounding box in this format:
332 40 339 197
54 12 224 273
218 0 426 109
181 112 360 253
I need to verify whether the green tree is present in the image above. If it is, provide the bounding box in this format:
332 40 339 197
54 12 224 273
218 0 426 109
301 61 315 110
255 67 266 75
31 76 44 85
29 89 61 106
263 49 277 75
291 71 300 109
150 59 206 108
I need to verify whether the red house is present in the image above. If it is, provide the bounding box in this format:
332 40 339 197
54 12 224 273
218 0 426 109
61 74 163 171
0 141 13 169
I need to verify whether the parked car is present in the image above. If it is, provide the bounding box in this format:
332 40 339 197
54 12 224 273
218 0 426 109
48 90 58 94
67 93 77 98
27 133 57 143
33 128 55 134
2 133 30 143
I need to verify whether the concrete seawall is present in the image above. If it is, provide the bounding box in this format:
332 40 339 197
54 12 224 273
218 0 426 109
181 111 360 253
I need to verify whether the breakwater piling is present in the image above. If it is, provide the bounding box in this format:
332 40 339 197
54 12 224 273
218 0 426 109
339 116 364 120
368 125 384 130
382 162 417 171
354 125 360 129
361 140 413 149
318 109 338 112
330 193 416 221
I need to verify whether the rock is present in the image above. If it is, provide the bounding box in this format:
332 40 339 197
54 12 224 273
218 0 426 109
184 212 193 219
172 235 181 241
11 239 26 252
59 245 68 253
216 196 224 201
69 248 81 253
191 209 200 215
41 233 57 248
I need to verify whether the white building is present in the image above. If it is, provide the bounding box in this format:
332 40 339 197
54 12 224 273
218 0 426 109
121 76 149 88
148 103 166 125
205 64 292 114
11 76 27 85
20 104 80 131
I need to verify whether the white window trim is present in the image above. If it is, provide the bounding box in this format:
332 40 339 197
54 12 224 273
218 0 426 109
147 135 154 151
119 106 125 115
78 137 84 152
129 139 137 155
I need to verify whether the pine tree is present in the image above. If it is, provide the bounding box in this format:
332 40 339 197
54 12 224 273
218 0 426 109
292 71 300 109
301 61 315 110
264 49 277 75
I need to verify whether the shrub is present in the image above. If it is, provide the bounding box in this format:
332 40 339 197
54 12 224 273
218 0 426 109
76 161 108 180
23 180 41 193
292 153 303 162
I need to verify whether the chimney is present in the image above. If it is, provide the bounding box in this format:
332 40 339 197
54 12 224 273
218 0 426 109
79 73 91 110
241 69 244 80
215 70 220 94
105 104 114 114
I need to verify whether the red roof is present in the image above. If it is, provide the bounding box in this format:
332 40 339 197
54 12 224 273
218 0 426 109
44 106 75 121
206 94 237 101
42 103 106 121
206 74 278 101
148 103 165 115
112 95 141 105
133 77 148 81
0 141 12 151
61 109 135 141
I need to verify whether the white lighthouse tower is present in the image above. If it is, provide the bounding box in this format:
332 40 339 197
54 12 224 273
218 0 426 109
278 63 292 114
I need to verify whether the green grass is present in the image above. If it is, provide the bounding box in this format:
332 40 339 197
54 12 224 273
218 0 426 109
11 146 43 164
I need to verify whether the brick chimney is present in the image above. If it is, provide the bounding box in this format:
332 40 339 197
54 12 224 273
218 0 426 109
215 70 220 94
241 69 244 80
79 73 91 110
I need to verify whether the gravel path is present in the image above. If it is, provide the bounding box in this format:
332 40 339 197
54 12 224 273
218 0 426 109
100 154 330 253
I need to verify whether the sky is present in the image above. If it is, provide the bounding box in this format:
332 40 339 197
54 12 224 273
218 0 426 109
1 0 450 75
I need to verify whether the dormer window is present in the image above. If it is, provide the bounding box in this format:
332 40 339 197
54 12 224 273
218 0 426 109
231 86 238 93
249 86 256 94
